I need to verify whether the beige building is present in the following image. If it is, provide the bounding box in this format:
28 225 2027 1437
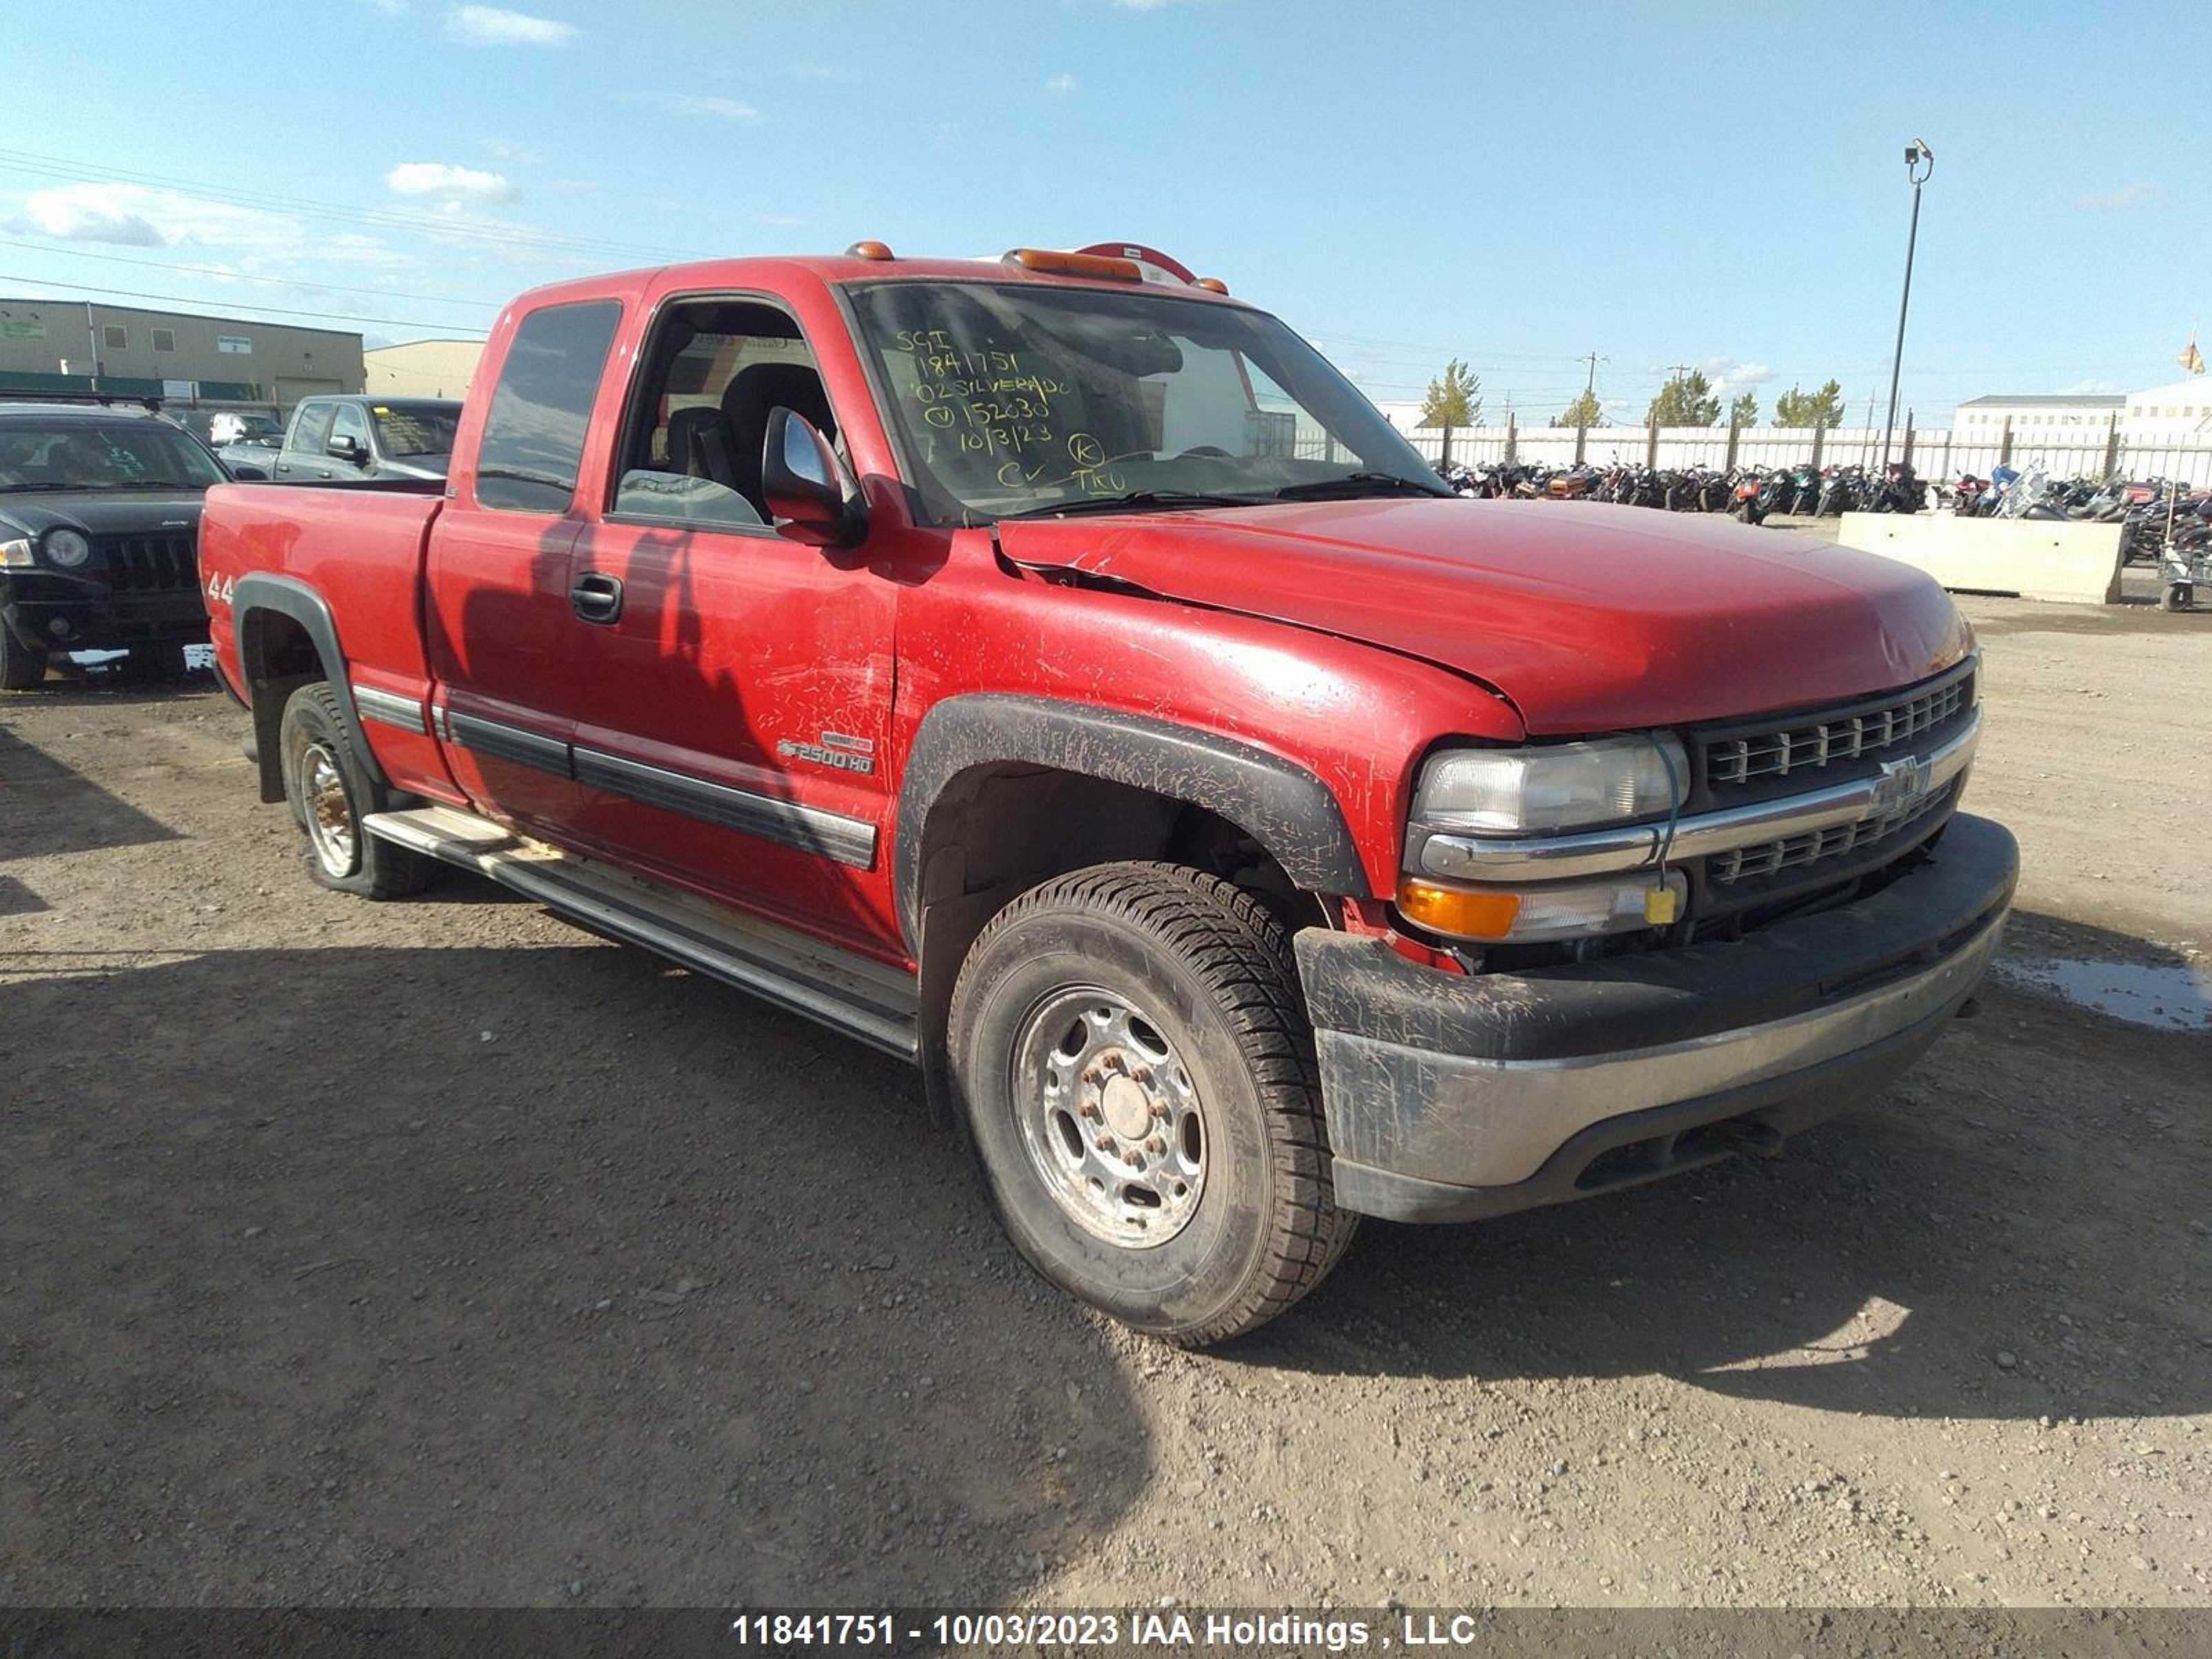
0 296 361 409
364 338 484 400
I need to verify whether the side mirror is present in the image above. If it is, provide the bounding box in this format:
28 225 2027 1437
762 409 867 549
228 462 270 482
328 433 367 465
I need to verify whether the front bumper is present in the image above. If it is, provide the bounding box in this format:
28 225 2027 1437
1 573 208 653
1295 814 2018 1223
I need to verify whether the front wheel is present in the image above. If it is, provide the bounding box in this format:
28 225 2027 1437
279 682 439 899
948 863 1357 1346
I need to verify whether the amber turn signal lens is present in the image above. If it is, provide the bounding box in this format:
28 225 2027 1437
1004 247 1145 283
845 240 894 261
1396 879 1522 940
1194 276 1230 294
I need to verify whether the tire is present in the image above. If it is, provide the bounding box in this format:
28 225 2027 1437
2162 584 2192 612
948 862 1357 1346
278 682 438 899
0 626 48 691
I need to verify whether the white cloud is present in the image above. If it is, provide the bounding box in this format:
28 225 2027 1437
1046 73 1078 97
385 161 520 208
1700 356 1774 396
648 94 762 122
484 136 545 163
445 6 575 47
10 182 302 252
2059 377 2124 395
2077 182 2151 212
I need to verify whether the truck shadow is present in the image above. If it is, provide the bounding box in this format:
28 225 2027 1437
1244 915 2211 1425
0 720 182 862
0 941 1136 1606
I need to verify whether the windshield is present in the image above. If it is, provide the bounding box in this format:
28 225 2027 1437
371 402 460 458
0 420 227 491
845 281 1442 522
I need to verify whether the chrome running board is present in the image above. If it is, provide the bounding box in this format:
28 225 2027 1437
363 804 919 1059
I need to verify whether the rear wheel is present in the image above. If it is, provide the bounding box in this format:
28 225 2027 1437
279 682 438 899
948 862 1356 1346
0 626 48 691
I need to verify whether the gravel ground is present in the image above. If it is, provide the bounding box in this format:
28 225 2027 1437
1 590 2207 1613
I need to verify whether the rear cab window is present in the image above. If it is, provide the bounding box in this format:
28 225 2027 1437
475 300 623 514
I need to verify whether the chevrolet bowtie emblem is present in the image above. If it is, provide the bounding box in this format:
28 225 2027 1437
1871 753 1934 815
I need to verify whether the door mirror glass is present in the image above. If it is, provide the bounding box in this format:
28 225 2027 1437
761 409 867 548
328 433 366 464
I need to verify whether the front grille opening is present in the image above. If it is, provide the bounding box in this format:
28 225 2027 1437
1706 675 1970 789
97 534 199 592
1699 664 1974 795
1709 778 1960 885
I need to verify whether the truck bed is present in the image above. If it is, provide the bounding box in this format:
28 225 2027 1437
199 481 446 709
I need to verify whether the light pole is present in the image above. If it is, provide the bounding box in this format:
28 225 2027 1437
1881 140 1934 471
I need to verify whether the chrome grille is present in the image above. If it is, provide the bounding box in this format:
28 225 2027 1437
1705 673 1972 789
97 533 198 592
1709 780 1956 884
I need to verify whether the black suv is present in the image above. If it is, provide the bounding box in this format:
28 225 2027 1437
0 397 227 689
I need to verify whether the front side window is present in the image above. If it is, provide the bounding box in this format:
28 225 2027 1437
476 299 622 513
290 402 335 455
0 420 226 491
608 297 833 531
328 402 371 455
845 280 1442 523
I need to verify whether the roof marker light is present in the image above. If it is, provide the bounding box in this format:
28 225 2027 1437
1004 247 1144 283
846 240 894 261
1195 276 1230 295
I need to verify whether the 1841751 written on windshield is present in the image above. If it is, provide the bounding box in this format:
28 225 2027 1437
889 328 1129 495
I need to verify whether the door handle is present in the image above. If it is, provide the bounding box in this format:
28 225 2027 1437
570 572 624 624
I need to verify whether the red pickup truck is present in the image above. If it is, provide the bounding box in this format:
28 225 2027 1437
198 241 2016 1344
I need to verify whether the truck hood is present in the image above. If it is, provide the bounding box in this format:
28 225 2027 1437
0 491 207 541
995 498 1972 733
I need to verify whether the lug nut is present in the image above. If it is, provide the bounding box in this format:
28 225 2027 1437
1096 1135 1116 1153
1150 1100 1168 1120
1078 1100 1099 1120
1145 1136 1165 1154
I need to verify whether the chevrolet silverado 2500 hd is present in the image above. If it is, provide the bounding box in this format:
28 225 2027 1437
197 241 2017 1344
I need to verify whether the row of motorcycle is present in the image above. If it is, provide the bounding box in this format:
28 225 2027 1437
1436 460 1929 522
1948 467 2209 568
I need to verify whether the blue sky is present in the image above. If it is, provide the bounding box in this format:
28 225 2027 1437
4 0 2206 424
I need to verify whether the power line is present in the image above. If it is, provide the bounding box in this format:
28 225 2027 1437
0 235 503 310
0 272 488 335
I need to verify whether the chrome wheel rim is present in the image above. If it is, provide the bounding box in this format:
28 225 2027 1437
301 743 357 875
1011 986 1207 1249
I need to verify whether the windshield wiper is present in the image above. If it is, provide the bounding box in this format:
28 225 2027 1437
1268 471 1453 501
998 489 1264 520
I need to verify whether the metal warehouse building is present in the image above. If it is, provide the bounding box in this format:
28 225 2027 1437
0 296 364 411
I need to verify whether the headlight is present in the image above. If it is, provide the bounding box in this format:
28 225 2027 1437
1412 733 1687 836
0 536 32 569
43 528 92 568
